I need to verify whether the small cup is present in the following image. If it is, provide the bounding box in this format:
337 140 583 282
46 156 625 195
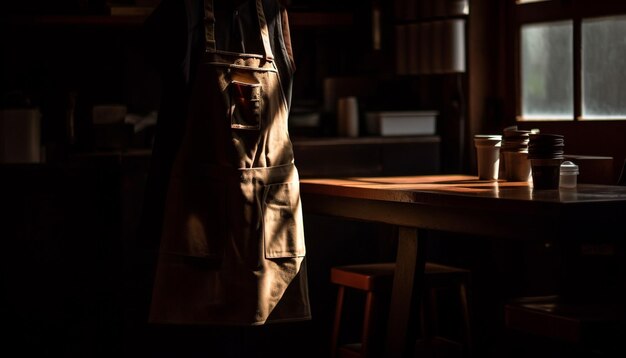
559 161 579 189
474 135 502 180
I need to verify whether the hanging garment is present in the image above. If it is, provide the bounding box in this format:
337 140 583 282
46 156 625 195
147 0 311 326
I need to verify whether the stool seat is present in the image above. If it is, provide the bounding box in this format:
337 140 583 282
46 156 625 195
330 262 472 358
331 263 396 292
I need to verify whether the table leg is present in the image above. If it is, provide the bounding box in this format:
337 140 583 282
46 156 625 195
385 226 426 358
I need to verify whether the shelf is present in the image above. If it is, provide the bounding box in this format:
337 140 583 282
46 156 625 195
1 15 147 27
289 12 353 28
1 10 353 29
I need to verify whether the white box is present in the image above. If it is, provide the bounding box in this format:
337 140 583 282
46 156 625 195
92 105 127 124
365 110 438 136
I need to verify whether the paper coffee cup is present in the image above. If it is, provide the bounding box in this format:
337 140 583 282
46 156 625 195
474 135 502 180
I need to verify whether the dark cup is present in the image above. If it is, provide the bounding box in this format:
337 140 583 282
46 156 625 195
528 133 564 190
530 158 563 190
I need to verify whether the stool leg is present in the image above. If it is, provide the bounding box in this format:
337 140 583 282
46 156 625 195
361 291 375 358
331 286 346 358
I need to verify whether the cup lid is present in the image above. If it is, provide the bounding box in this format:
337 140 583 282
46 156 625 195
474 134 502 140
474 134 502 146
560 161 579 174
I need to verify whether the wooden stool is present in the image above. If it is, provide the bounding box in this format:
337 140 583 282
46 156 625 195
330 262 472 358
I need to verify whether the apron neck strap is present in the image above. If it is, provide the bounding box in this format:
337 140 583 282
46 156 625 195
203 0 274 61
203 0 217 52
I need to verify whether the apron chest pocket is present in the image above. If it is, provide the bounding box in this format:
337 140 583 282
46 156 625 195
230 80 262 130
263 181 305 259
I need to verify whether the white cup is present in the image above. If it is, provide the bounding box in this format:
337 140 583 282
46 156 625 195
474 135 502 180
337 96 359 137
0 108 42 163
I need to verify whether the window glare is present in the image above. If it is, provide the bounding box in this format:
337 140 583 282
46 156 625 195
582 16 626 120
521 21 573 121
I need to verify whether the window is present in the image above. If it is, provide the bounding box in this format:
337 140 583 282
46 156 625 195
582 15 626 119
515 0 626 121
521 21 573 119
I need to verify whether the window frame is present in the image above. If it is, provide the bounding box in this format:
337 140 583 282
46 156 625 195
513 0 626 122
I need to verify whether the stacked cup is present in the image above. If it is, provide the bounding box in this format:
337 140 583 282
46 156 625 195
528 133 565 189
501 127 533 182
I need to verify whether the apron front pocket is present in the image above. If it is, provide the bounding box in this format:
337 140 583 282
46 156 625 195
263 181 305 259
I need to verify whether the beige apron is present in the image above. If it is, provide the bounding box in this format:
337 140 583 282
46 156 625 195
149 0 310 326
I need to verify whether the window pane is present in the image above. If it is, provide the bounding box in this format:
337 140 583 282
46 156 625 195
521 21 573 120
582 16 626 119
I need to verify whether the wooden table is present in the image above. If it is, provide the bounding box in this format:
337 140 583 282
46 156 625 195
299 175 626 358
